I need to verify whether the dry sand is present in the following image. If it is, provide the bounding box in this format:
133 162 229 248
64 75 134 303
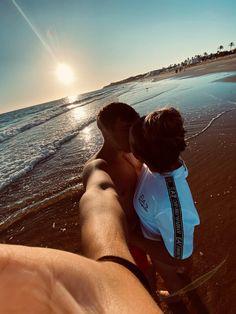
0 55 236 313
151 54 236 83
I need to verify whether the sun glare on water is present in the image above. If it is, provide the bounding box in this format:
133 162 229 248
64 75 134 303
56 63 75 85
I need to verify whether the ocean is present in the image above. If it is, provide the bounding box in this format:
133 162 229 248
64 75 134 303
0 71 236 233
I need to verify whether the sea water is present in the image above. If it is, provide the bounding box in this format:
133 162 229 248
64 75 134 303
0 72 236 230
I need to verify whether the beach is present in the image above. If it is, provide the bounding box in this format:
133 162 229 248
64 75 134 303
183 108 236 313
0 55 236 313
152 54 236 83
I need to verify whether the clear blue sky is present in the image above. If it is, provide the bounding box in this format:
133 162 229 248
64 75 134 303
0 0 235 113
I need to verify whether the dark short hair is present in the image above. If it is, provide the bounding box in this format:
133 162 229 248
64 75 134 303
97 102 139 130
131 107 186 172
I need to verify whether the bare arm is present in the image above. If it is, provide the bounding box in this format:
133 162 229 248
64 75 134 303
80 159 134 261
0 161 163 313
125 153 143 176
0 244 162 314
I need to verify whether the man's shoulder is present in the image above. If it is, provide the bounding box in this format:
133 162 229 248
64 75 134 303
82 158 111 188
84 158 108 172
84 148 109 168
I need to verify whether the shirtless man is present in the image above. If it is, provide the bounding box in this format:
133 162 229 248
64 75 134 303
83 102 152 275
85 102 141 223
0 162 161 313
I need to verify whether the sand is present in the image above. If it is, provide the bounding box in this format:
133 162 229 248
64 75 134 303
150 54 236 83
182 108 236 313
0 56 236 313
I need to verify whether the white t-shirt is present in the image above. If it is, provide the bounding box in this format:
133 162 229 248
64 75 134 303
133 161 200 259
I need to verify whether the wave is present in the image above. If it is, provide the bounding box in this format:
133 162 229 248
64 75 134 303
0 183 84 232
0 84 133 191
186 109 234 141
0 117 96 191
0 105 70 143
66 93 113 110
0 88 118 144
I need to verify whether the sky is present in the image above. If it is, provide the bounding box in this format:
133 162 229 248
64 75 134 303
0 0 235 114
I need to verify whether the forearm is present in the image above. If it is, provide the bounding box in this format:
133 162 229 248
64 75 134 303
79 189 134 262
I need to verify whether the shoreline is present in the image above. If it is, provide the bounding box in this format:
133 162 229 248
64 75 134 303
104 54 236 88
151 54 236 83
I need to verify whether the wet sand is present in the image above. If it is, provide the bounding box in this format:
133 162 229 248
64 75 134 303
181 108 236 313
0 57 236 313
0 189 84 253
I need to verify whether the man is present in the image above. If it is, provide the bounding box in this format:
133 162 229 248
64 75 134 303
0 163 161 313
84 102 151 272
88 102 141 222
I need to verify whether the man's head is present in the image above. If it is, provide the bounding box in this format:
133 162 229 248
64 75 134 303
130 107 186 172
97 102 139 152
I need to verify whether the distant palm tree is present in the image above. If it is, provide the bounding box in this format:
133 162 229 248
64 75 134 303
218 45 224 52
229 42 235 50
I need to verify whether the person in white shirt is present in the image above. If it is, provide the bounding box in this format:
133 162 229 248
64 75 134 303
129 107 200 294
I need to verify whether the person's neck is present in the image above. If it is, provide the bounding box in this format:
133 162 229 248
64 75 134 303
97 142 124 163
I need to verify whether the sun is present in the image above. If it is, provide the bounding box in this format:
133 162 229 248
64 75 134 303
56 63 75 85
